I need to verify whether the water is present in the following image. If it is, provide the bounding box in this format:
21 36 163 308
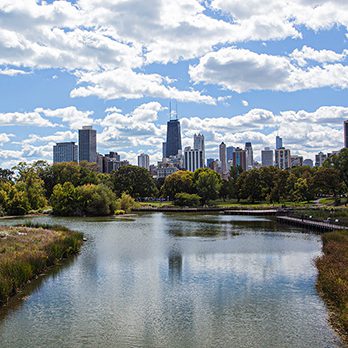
0 213 343 347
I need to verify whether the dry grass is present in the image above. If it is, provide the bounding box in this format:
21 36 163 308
0 224 83 305
316 231 348 341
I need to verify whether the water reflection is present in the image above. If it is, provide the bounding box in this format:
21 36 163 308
0 213 344 348
168 248 183 283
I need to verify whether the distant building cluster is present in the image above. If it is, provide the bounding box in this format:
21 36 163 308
53 119 348 178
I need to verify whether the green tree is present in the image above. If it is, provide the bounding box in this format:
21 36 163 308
50 182 78 216
237 169 262 203
161 170 193 199
313 167 345 201
7 186 30 215
112 165 157 198
174 193 201 207
293 177 314 202
324 148 348 189
193 168 222 205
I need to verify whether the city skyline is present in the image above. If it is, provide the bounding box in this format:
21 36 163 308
0 1 347 168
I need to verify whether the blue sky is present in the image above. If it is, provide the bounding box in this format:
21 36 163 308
0 0 347 168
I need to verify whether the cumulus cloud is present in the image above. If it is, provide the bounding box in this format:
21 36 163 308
189 47 348 93
71 69 216 104
0 111 56 127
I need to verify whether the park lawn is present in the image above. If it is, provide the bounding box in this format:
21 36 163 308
139 201 174 208
0 223 83 305
316 230 348 343
213 200 313 209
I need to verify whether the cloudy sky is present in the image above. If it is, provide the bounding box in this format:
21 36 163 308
0 0 347 167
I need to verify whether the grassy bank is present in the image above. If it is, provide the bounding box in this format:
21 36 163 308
0 223 83 305
316 231 348 342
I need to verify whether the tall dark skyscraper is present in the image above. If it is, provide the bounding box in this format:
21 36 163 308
345 120 348 148
165 119 182 157
78 126 97 162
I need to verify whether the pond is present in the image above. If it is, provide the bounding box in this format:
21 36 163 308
0 213 343 347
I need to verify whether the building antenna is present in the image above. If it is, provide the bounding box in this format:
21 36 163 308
175 100 178 120
169 100 172 120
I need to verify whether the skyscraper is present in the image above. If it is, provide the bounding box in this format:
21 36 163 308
344 120 348 148
194 133 205 151
53 142 78 163
184 147 204 172
276 136 283 150
233 147 247 171
78 126 97 163
193 133 205 166
261 147 273 167
275 148 291 169
162 142 167 159
245 142 253 169
165 119 182 158
138 153 150 170
315 151 327 167
226 146 235 161
219 142 227 175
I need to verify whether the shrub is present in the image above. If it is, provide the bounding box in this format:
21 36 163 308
174 193 201 207
115 193 138 213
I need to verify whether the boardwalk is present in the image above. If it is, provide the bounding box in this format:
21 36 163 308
277 216 347 231
224 209 281 216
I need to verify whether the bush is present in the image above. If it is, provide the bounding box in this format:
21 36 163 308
174 193 201 207
115 193 138 213
51 183 116 216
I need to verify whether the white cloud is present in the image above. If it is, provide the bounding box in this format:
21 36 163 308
0 111 56 127
290 46 348 67
0 133 14 145
71 69 216 104
36 106 94 130
189 47 348 93
0 68 30 76
242 100 249 107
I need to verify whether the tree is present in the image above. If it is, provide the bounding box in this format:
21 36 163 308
174 193 201 207
324 148 348 189
112 165 157 198
193 168 222 204
313 167 345 201
40 162 99 197
51 182 116 216
161 170 193 199
293 177 314 202
237 169 262 203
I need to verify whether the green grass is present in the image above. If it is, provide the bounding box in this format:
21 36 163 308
139 201 174 208
316 230 348 342
0 224 83 305
213 200 313 209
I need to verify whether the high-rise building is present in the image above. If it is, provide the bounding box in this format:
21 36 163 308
261 147 273 167
276 136 283 150
193 133 205 151
245 142 253 170
291 155 303 167
275 148 291 169
219 142 227 175
315 152 327 167
233 147 247 171
53 142 78 163
184 146 204 172
226 146 235 161
78 126 97 163
344 120 348 148
162 142 167 159
207 158 215 168
165 119 182 158
138 153 150 170
303 159 313 167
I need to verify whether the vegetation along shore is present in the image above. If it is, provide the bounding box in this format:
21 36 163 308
316 230 348 344
0 223 83 306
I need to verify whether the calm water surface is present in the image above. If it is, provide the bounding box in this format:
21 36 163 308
0 213 344 347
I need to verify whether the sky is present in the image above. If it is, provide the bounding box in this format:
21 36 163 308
0 0 347 168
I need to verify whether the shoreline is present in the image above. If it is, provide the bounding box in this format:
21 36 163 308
0 223 83 306
316 230 348 345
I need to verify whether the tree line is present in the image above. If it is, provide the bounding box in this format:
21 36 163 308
0 148 347 215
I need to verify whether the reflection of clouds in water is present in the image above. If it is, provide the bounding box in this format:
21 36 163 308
186 251 320 283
